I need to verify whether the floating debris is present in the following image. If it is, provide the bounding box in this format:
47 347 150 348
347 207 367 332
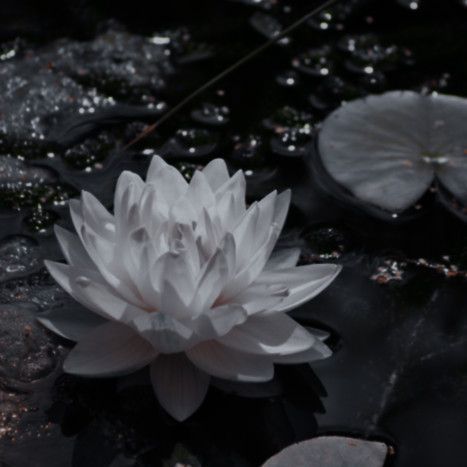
371 260 406 284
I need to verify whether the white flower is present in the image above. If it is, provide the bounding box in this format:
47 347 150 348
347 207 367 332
41 156 341 421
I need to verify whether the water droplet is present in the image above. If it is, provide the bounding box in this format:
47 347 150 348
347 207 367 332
270 127 313 158
292 46 334 78
24 207 59 234
276 70 300 87
397 0 420 10
309 77 363 111
339 35 411 75
307 3 356 32
263 106 315 133
0 156 75 210
173 162 205 181
191 103 230 126
167 128 218 158
249 12 290 45
231 134 266 167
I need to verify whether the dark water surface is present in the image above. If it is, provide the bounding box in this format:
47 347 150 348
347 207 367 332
1 1 467 466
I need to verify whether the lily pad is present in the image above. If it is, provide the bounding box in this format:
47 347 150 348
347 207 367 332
262 435 389 467
318 91 467 213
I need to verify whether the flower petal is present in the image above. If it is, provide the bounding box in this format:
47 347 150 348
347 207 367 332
191 248 229 314
266 248 301 270
45 260 142 322
218 313 315 356
215 170 247 231
63 321 157 377
150 353 210 421
273 338 332 363
233 283 288 315
187 341 274 382
272 189 291 232
223 224 281 300
146 156 188 205
202 158 230 191
130 312 195 353
160 279 191 320
54 225 95 270
114 171 144 219
37 302 107 341
256 263 341 313
191 303 248 339
81 190 115 240
79 226 145 308
187 170 216 214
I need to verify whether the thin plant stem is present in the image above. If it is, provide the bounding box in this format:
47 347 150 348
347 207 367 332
125 0 340 149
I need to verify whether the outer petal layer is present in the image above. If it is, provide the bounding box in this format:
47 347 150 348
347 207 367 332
150 354 210 421
64 322 157 377
218 313 315 356
187 341 274 382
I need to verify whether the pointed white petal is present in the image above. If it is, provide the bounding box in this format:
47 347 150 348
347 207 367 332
202 158 230 191
146 156 188 205
197 208 222 258
220 233 236 277
160 279 191 320
254 190 278 246
187 170 216 213
223 224 280 299
191 304 248 339
233 283 289 315
163 251 196 304
191 248 229 313
266 248 301 270
146 154 169 181
171 195 198 224
130 312 195 353
63 321 157 377
45 261 142 322
262 264 342 313
81 191 115 240
37 304 107 341
150 354 210 421
218 314 315 356
69 198 84 239
115 182 142 243
273 339 332 363
79 227 145 308
54 225 94 270
114 171 144 218
187 341 274 382
140 185 169 226
215 169 246 203
272 189 291 233
232 202 259 263
306 327 330 342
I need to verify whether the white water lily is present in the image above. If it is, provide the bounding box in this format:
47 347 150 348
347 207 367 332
319 91 467 213
41 156 340 421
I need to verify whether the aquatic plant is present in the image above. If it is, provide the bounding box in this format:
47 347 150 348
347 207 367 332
40 156 340 420
319 91 467 215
